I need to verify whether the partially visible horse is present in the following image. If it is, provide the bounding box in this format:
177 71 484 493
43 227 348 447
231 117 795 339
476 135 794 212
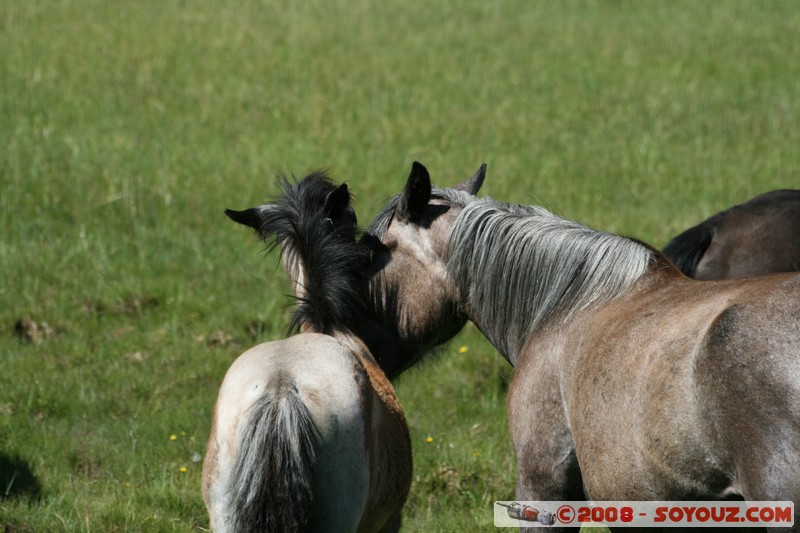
663 189 800 280
202 173 411 532
363 162 800 530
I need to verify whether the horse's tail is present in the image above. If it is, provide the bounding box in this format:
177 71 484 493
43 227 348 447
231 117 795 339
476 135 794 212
662 221 716 278
229 389 320 533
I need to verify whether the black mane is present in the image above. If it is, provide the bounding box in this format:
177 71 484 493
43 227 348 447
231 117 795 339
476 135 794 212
230 172 370 334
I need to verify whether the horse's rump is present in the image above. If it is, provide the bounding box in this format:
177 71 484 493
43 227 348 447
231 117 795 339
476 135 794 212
229 389 320 532
693 279 800 500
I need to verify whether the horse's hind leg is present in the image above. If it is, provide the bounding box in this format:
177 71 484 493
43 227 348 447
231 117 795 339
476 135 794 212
737 450 800 532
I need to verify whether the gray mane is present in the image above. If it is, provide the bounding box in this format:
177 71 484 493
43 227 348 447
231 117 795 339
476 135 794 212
448 199 654 359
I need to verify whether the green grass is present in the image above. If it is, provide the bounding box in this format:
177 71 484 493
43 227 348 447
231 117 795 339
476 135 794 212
1 0 799 530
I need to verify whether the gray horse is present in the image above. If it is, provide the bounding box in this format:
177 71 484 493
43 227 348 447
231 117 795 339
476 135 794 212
362 162 800 531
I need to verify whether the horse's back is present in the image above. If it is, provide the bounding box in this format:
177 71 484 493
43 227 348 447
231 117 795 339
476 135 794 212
203 333 376 532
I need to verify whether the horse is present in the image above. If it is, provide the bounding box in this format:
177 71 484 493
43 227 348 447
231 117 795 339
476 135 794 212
202 172 411 533
363 162 800 530
663 189 800 280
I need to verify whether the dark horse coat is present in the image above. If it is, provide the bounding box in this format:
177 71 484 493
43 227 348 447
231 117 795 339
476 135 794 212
663 189 800 280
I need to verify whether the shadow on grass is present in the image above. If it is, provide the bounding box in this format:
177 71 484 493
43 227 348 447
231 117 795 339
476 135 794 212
0 454 41 501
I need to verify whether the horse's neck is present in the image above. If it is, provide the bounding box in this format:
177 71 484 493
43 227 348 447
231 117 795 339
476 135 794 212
350 319 422 380
464 313 521 366
331 330 406 418
470 253 685 367
448 209 657 365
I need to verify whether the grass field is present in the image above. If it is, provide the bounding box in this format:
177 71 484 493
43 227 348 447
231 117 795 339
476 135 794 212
1 1 799 531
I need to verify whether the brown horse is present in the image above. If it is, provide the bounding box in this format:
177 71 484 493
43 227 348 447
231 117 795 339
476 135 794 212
203 173 411 532
363 162 800 530
663 189 800 280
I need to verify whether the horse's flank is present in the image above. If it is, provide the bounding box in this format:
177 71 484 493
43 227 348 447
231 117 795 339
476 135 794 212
518 269 800 499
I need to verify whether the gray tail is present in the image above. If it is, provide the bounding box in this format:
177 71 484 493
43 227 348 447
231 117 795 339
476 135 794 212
229 389 320 533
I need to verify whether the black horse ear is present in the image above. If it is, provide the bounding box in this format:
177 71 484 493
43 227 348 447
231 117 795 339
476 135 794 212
453 163 487 195
225 206 271 231
324 183 351 218
396 161 431 223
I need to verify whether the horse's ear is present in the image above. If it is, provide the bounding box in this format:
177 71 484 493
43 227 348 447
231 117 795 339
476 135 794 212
396 161 431 223
324 183 351 218
453 163 487 195
225 206 272 231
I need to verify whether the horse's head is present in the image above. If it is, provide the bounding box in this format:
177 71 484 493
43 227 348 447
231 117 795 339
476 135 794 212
226 172 368 334
360 161 485 375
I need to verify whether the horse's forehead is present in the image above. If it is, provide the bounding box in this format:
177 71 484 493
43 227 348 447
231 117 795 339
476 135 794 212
429 202 460 247
387 199 457 248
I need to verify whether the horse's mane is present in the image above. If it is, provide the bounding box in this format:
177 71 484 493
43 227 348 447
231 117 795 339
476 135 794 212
259 172 369 334
448 199 654 358
662 221 716 277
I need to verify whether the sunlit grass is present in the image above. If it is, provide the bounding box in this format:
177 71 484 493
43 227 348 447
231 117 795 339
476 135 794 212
1 0 799 530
